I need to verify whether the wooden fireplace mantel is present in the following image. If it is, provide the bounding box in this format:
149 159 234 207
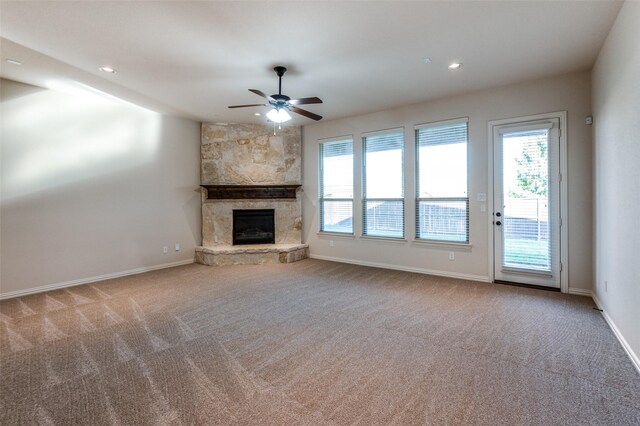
201 185 301 200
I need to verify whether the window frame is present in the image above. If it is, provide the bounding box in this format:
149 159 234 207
318 137 355 235
362 128 405 239
414 118 470 244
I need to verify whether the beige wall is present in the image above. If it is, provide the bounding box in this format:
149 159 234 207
302 71 593 290
0 79 201 297
592 2 640 365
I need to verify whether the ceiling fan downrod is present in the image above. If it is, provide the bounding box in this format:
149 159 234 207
274 66 287 96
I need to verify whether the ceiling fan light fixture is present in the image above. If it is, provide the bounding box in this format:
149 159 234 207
267 108 291 123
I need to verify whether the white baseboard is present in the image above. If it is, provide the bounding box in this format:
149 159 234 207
592 294 640 375
568 288 593 297
0 259 195 300
309 254 490 283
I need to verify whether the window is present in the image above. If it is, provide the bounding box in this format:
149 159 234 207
415 119 469 242
319 139 353 233
363 130 404 238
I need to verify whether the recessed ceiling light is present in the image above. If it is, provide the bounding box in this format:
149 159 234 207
423 57 432 64
6 59 22 65
254 112 261 116
99 66 117 74
448 62 462 70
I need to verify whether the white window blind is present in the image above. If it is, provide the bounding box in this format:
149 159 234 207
416 120 469 242
363 130 404 238
319 139 353 233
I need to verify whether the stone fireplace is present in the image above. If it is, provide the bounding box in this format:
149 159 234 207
195 123 309 266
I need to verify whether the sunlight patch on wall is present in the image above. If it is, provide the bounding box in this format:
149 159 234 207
1 80 161 202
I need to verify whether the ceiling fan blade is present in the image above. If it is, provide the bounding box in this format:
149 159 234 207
288 96 323 106
290 106 323 121
228 103 266 109
249 89 274 101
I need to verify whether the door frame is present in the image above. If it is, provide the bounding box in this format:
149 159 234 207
487 111 568 293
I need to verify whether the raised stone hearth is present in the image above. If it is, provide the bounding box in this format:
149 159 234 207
197 123 306 266
195 243 309 266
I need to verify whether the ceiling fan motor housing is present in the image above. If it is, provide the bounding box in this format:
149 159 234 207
271 94 291 109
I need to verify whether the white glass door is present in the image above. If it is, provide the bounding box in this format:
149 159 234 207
493 119 561 288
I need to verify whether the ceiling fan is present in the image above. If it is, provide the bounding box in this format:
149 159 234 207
228 66 323 122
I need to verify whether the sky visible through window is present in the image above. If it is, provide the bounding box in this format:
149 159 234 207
365 149 403 198
418 143 466 197
323 155 352 198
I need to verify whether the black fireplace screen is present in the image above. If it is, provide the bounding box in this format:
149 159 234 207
232 209 275 245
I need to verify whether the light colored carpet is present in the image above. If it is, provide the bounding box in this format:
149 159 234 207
1 259 639 425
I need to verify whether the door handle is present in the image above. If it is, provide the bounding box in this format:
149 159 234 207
496 212 502 217
495 221 502 226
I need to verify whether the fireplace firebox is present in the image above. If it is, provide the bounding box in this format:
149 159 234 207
232 209 275 245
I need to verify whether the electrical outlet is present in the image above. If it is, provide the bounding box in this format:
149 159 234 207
329 240 335 247
449 252 455 261
163 246 168 254
175 243 180 252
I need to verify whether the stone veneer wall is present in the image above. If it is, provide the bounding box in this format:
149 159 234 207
200 123 302 247
201 123 301 185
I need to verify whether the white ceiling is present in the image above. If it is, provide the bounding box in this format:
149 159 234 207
0 1 622 125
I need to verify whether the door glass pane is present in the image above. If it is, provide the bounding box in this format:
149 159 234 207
502 129 551 271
